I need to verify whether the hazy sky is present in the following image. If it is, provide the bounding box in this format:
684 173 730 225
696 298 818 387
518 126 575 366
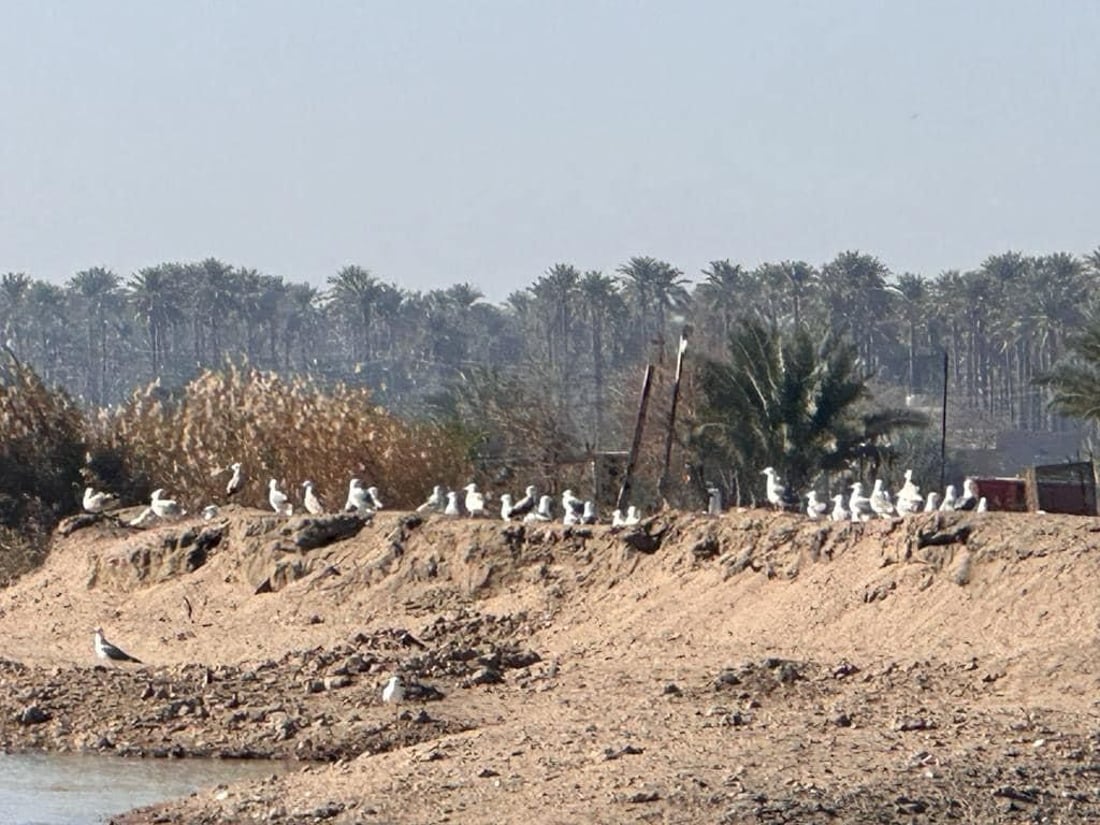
2 1 1098 300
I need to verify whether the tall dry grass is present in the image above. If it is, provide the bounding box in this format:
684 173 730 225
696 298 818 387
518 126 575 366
0 353 87 581
88 364 475 511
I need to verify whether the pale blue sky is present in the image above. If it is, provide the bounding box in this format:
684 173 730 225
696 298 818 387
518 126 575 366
1 1 1097 299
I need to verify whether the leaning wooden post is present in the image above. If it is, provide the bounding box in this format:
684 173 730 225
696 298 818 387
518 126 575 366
616 364 655 513
658 328 691 502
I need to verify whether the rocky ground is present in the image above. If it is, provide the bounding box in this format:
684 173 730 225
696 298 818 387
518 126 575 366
1 504 1100 823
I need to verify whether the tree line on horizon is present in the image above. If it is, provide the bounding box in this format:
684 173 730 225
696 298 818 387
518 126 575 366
1 246 1098 454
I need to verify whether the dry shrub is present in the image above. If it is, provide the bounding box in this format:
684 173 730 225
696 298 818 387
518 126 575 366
0 355 87 580
90 364 474 511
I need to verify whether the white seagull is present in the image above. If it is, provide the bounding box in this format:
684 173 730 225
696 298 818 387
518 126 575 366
443 490 461 517
83 486 117 513
581 500 598 524
805 490 828 520
869 479 896 518
830 494 848 522
924 491 941 512
499 493 514 521
93 627 142 664
417 485 446 513
956 478 979 511
611 508 626 527
302 480 325 515
706 485 723 515
624 505 641 525
848 482 872 522
508 485 537 520
150 488 184 519
940 485 958 511
525 495 552 523
201 504 220 521
344 478 373 513
762 467 785 510
268 478 292 516
366 486 384 510
382 674 405 717
225 462 244 498
561 490 584 523
976 496 988 513
464 483 486 518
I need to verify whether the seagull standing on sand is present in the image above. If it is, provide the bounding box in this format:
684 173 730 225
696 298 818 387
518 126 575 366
443 490 461 517
302 481 324 515
624 505 641 525
940 485 958 511
611 508 626 527
417 485 446 513
848 482 872 522
830 494 848 522
561 490 584 523
499 493 514 521
508 485 537 520
924 491 941 512
464 483 486 518
805 490 828 520
150 488 184 519
581 500 598 524
344 479 372 513
762 467 785 510
382 674 405 717
268 479 292 516
869 479 896 518
366 486 384 510
226 462 243 499
201 504 220 521
82 486 117 513
526 495 552 523
976 496 988 513
93 627 141 664
956 478 979 511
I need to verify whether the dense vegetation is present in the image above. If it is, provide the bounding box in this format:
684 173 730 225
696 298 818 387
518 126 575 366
2 248 1096 434
2 245 1099 581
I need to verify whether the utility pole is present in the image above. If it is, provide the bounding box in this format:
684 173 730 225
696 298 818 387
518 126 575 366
616 364 655 514
940 349 949 492
658 326 692 503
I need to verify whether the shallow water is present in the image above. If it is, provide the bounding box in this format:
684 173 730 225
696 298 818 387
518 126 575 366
0 752 283 825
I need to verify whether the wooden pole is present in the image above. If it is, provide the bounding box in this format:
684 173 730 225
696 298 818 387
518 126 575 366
940 349 949 492
616 364 655 513
658 330 691 502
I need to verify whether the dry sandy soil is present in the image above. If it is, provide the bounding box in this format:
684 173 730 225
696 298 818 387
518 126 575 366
1 504 1100 824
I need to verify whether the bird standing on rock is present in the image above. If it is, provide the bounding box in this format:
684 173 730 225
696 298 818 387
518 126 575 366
82 486 117 513
302 481 324 515
382 674 405 718
417 485 446 513
93 627 142 664
762 467 785 510
805 490 828 520
344 479 373 514
464 483 486 518
225 462 244 499
268 478 292 516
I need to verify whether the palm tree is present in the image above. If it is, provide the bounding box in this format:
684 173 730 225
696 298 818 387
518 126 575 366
616 256 689 360
893 273 928 397
128 264 184 377
327 265 380 363
578 271 625 447
0 272 31 344
1037 313 1100 424
694 260 747 346
67 267 121 404
530 263 581 369
694 319 927 504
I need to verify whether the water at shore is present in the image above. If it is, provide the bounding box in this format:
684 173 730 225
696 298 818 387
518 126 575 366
0 752 284 824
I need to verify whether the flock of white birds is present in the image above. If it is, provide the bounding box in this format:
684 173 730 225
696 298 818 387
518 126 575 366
81 463 645 528
81 460 986 529
762 466 988 522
